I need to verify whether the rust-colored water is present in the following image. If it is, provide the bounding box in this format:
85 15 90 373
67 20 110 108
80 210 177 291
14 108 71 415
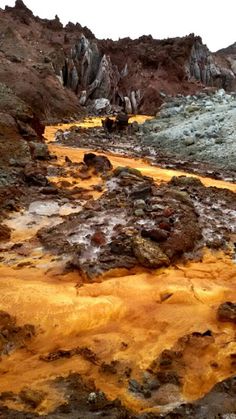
0 117 235 415
45 118 236 193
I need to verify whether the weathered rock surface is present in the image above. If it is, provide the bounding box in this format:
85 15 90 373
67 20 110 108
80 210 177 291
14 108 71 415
0 311 35 358
0 82 48 214
140 89 236 174
217 302 236 323
0 373 235 418
0 224 11 241
0 3 83 122
1 1 236 121
38 156 204 279
63 33 236 115
132 236 170 268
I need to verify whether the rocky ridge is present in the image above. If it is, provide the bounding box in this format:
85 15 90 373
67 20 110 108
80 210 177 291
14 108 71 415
62 33 236 115
1 1 236 120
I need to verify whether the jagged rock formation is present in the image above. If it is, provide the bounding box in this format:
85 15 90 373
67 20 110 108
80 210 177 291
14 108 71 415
218 41 236 55
218 41 236 81
63 34 236 114
189 37 236 90
1 1 236 119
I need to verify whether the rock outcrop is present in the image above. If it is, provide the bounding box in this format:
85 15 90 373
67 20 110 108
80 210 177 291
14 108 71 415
38 161 202 279
140 89 236 174
64 33 236 115
1 1 236 120
189 37 236 90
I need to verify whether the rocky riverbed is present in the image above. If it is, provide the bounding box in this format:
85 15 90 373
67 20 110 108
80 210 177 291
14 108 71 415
0 117 235 418
0 2 236 417
55 89 236 182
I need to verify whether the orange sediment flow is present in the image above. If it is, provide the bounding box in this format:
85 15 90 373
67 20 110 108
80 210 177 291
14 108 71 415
45 119 236 193
0 117 235 414
0 251 235 413
44 115 153 141
50 145 236 193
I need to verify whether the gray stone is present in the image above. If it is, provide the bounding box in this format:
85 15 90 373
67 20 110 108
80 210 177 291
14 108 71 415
133 199 146 209
130 91 138 114
134 208 145 217
184 137 195 146
90 98 111 114
79 90 87 106
185 104 201 113
124 96 132 114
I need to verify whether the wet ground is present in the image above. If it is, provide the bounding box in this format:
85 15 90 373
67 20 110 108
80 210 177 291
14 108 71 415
51 115 236 183
0 117 235 418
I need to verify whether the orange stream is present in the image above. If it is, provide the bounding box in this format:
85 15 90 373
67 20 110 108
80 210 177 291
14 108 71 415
0 117 235 415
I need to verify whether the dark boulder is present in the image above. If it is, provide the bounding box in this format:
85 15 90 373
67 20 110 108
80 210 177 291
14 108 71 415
217 302 236 323
83 153 112 172
141 228 169 242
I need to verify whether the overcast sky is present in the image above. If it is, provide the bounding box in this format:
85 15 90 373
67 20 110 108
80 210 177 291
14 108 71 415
0 0 235 52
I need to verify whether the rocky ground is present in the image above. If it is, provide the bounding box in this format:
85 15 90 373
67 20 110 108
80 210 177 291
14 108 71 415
0 374 236 418
37 158 235 280
0 143 235 417
0 2 236 418
141 89 236 176
0 0 236 219
55 89 236 181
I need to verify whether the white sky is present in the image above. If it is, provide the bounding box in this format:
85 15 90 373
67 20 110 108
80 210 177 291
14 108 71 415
0 0 235 52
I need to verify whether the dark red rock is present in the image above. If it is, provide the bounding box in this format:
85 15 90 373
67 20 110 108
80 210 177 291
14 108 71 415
141 228 169 242
162 207 175 217
159 221 172 231
91 231 106 246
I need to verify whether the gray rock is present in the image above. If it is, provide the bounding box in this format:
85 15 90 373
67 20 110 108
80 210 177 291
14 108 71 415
90 98 111 114
133 199 146 209
124 96 132 114
184 137 195 146
134 208 145 217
